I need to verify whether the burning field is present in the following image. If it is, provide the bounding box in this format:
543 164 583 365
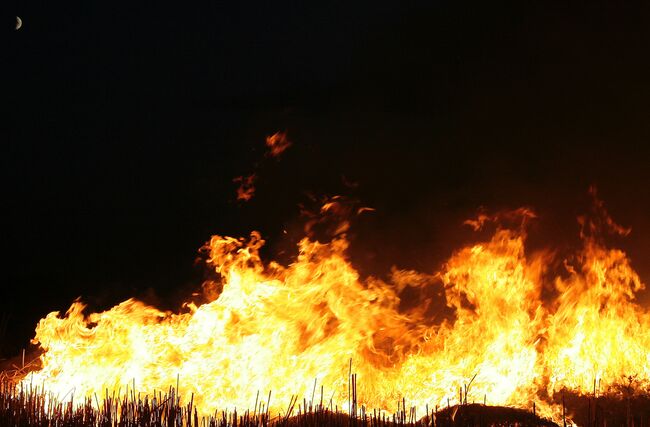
2 191 650 426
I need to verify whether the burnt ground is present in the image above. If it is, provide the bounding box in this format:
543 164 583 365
423 404 557 427
560 391 650 427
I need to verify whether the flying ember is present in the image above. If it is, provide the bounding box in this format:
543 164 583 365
20 197 650 423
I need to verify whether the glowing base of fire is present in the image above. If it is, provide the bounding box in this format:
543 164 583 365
3 376 650 427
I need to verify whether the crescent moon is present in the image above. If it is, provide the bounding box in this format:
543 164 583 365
16 16 22 30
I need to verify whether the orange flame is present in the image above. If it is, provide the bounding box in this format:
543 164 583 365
234 174 257 201
232 132 291 202
265 132 291 158
21 207 650 423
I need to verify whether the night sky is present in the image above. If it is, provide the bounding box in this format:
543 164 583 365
3 2 650 356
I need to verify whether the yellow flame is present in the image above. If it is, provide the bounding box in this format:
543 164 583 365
22 213 650 422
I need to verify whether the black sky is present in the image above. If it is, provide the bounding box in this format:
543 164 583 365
3 1 650 355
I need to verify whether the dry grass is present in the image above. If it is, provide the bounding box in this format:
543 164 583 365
2 367 648 427
0 376 560 427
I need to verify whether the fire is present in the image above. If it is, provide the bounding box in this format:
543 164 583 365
20 204 650 423
232 131 291 202
545 233 650 396
265 131 291 158
233 174 257 201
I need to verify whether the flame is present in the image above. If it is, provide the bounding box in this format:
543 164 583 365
234 174 256 201
21 208 650 422
545 240 649 396
232 131 291 202
265 132 291 158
